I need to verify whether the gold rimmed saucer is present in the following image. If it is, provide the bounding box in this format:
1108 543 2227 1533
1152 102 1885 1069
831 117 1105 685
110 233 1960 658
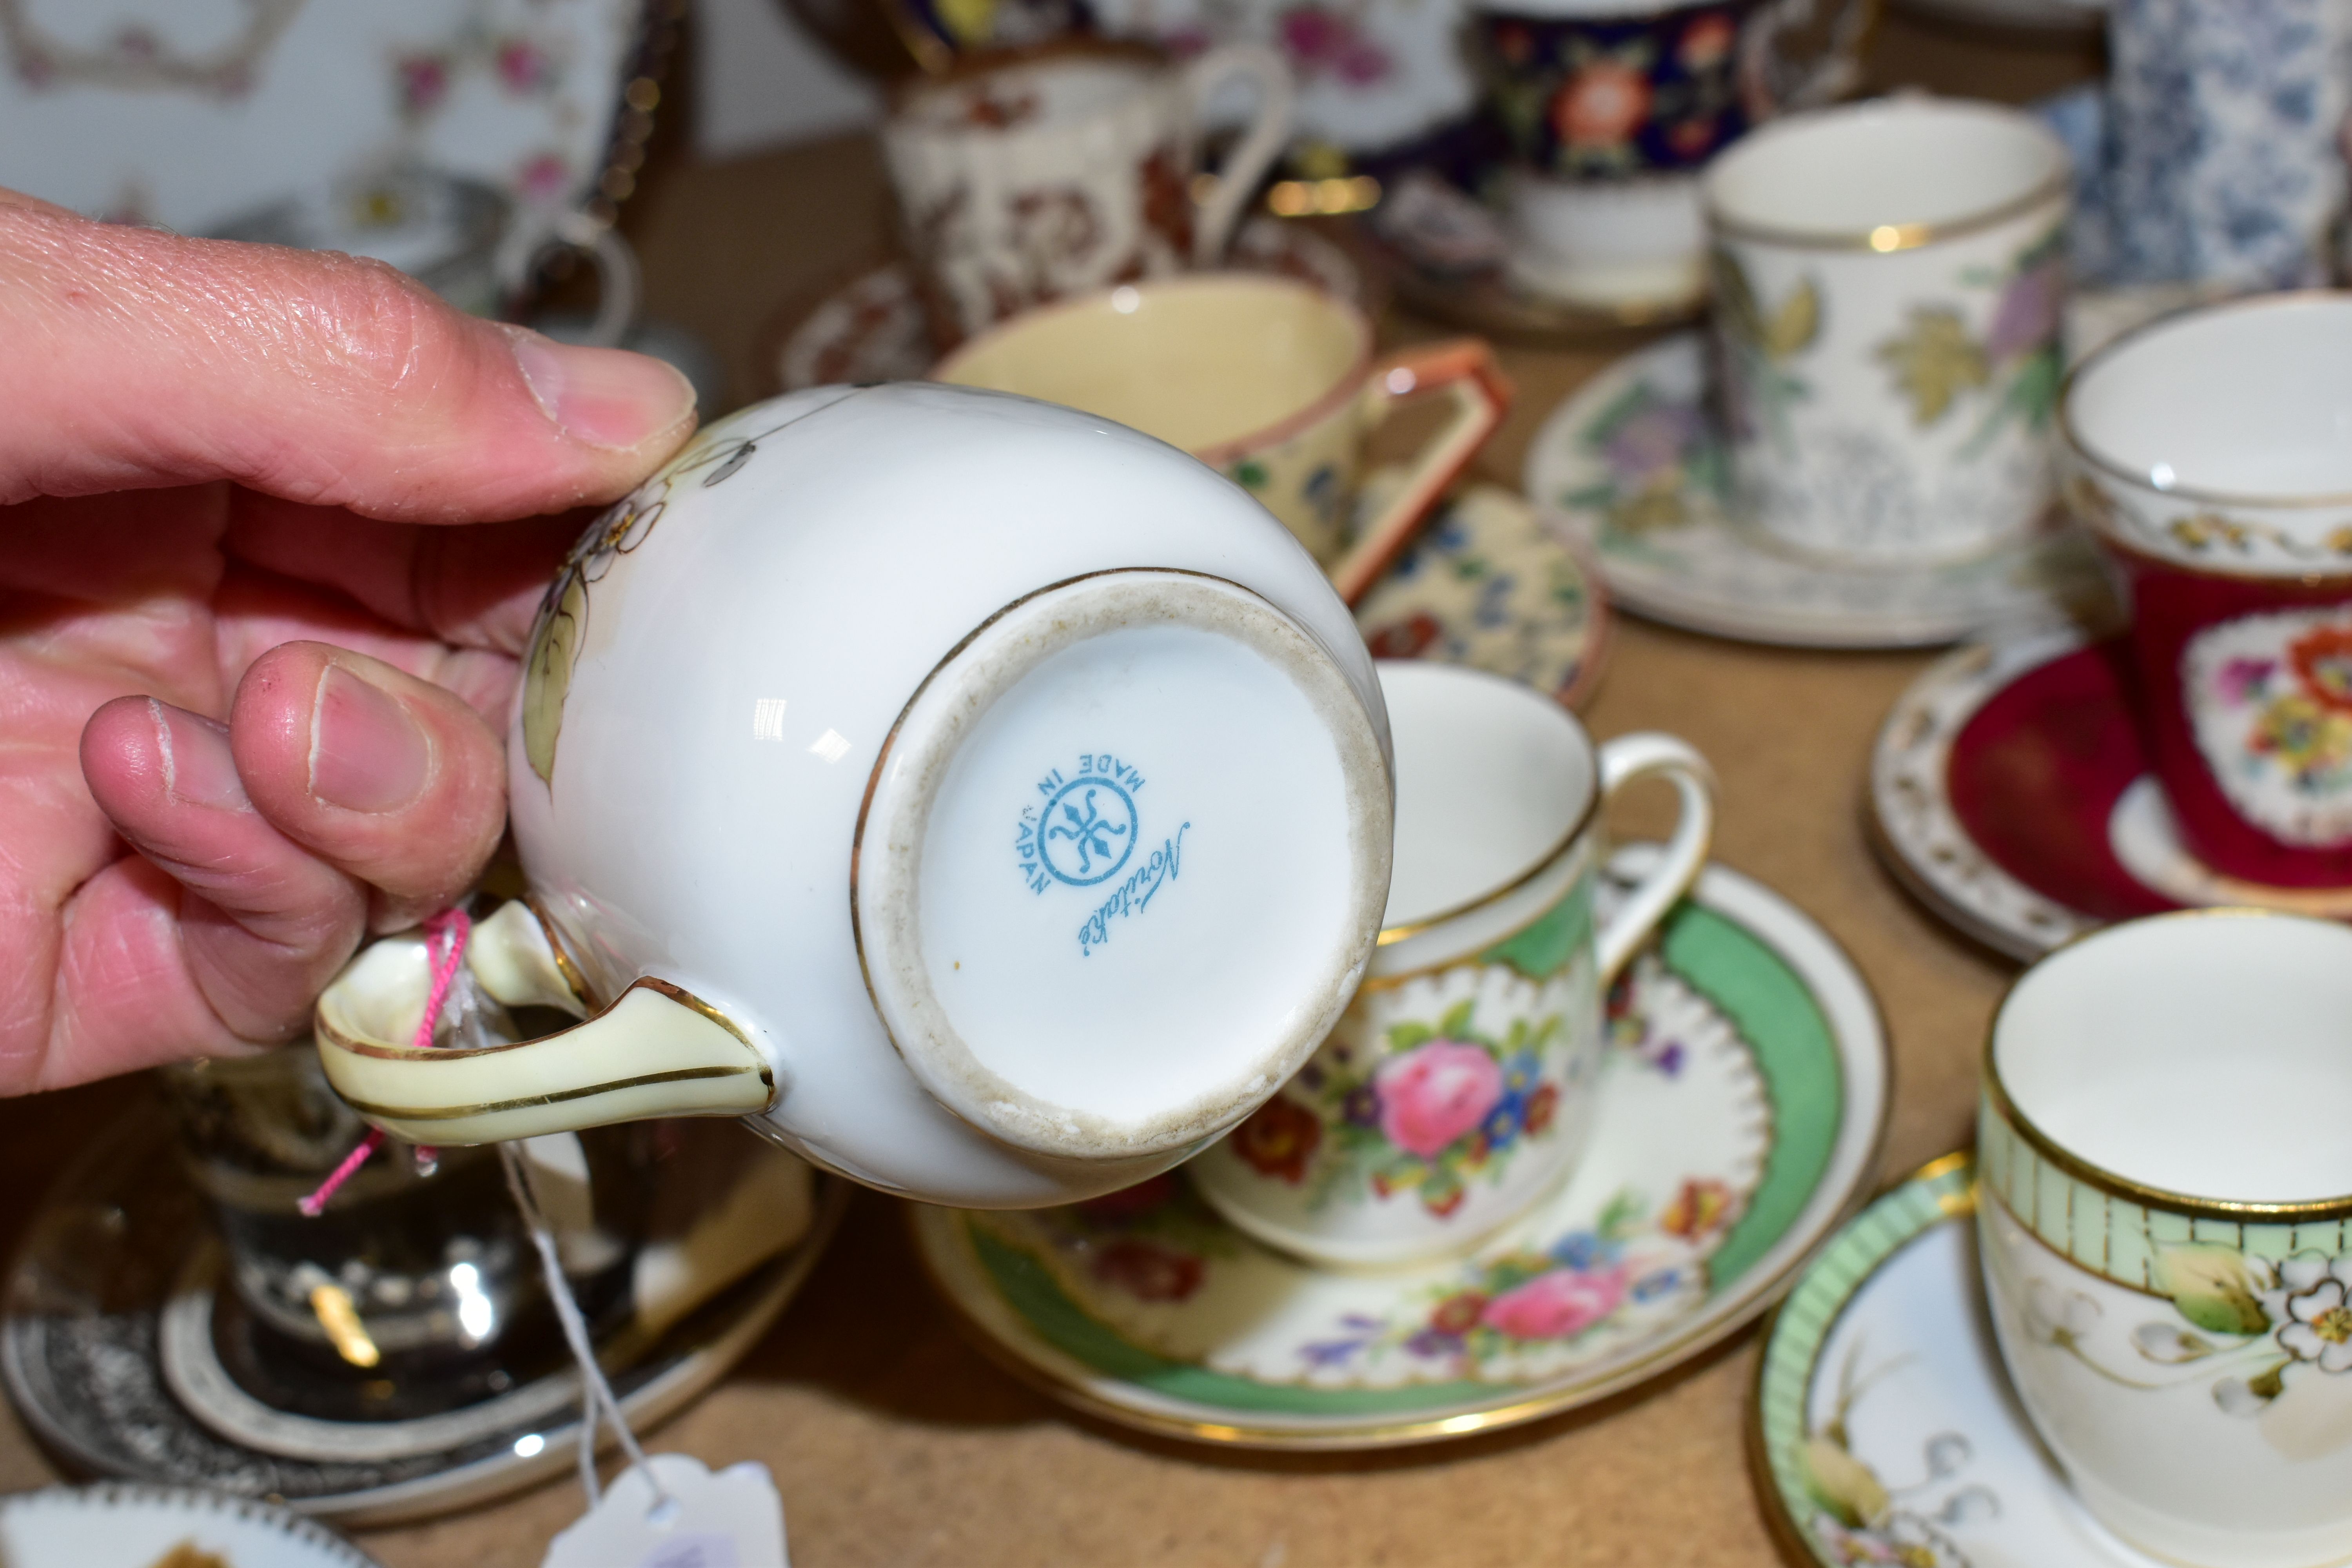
910 852 1889 1449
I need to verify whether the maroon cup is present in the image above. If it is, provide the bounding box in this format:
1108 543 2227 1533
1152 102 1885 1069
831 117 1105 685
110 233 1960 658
2060 293 2352 890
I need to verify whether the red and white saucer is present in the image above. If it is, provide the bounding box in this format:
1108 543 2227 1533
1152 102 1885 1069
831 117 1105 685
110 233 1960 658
1868 624 2352 962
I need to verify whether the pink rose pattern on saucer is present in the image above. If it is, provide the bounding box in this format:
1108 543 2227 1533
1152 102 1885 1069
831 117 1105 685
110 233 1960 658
2184 606 2352 847
964 955 1763 1387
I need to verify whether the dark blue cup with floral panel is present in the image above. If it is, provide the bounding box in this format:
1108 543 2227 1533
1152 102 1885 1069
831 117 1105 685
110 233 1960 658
1463 0 1870 310
1473 1 1748 176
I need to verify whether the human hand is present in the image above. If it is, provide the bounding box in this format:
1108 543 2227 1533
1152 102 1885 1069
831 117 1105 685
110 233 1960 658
0 190 698 1092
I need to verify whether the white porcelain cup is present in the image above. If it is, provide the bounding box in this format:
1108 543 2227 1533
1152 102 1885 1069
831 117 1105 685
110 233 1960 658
883 39 1292 348
1189 662 1715 1267
314 383 1396 1210
1978 910 2352 1568
1703 97 2071 564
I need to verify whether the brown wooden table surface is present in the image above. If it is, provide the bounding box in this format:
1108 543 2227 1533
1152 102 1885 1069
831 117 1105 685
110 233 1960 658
0 14 2106 1564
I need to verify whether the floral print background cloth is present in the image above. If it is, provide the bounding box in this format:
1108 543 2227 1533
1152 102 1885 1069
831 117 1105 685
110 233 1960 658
0 0 645 233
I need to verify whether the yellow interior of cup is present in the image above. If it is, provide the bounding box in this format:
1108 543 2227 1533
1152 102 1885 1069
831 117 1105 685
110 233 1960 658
933 275 1367 455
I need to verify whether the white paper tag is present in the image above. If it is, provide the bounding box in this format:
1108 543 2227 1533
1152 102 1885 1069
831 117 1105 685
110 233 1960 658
541 1454 788 1568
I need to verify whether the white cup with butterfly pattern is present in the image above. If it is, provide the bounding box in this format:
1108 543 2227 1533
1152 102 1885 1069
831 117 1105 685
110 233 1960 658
1189 661 1715 1268
313 382 1397 1211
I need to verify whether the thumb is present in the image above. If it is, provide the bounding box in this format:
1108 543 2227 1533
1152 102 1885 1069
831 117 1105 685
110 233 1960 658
0 192 696 521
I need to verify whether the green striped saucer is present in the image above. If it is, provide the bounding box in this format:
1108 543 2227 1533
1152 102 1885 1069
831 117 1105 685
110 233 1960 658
1751 1154 2174 1566
912 853 1890 1450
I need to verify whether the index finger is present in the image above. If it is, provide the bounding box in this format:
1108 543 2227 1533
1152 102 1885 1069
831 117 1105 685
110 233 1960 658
0 193 697 522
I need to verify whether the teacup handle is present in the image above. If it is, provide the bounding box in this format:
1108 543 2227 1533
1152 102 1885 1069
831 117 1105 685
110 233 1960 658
1182 44 1296 265
1738 0 1874 118
1592 733 1718 984
494 207 643 348
312 902 776 1146
1328 338 1514 604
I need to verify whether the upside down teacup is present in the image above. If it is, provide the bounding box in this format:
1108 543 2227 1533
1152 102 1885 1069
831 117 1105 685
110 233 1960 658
313 383 1397 1210
1978 910 2352 1568
1188 662 1715 1267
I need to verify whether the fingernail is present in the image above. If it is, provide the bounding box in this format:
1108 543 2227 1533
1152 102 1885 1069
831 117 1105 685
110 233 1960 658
310 665 430 814
505 327 695 450
154 700 249 811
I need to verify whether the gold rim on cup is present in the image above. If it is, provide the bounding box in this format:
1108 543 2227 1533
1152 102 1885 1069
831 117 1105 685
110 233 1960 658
1700 102 2071 254
2058 287 2352 514
1981 906 2352 1225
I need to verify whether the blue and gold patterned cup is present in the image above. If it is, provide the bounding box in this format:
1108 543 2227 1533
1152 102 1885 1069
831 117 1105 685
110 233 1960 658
1978 910 2352 1568
1467 0 1869 308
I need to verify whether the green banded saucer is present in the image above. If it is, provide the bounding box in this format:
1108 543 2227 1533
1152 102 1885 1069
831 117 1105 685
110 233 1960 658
912 852 1889 1449
1751 1154 2176 1566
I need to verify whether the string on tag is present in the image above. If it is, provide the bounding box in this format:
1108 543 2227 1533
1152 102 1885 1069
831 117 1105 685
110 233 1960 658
298 907 471 1216
499 1141 675 1515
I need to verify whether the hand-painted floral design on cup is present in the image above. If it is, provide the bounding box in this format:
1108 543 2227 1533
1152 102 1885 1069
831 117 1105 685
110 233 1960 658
1977 911 2352 1568
1872 225 2063 451
1995 1240 2352 1422
519 416 778 784
1704 100 2072 565
1711 249 1818 449
1190 661 1716 1269
2183 608 2352 849
1228 971 1584 1222
1468 2 1756 178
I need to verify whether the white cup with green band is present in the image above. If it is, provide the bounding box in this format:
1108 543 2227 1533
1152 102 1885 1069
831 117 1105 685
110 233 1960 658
314 383 1397 1210
1189 661 1715 1268
1978 909 2352 1568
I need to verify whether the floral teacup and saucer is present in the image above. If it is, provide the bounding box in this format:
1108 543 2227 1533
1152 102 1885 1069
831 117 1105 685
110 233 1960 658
911 666 1890 1447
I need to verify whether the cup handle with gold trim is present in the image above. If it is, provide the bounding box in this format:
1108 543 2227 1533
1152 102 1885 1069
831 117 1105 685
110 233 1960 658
1592 733 1717 984
1183 44 1295 265
1327 338 1514 605
312 902 777 1146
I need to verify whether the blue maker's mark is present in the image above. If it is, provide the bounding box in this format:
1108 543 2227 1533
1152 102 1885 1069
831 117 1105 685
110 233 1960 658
1039 778 1136 886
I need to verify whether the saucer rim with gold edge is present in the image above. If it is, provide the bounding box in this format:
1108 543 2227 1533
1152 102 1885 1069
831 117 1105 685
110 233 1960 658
1748 1153 2177 1568
1865 622 2352 964
1522 332 2114 649
909 849 1890 1450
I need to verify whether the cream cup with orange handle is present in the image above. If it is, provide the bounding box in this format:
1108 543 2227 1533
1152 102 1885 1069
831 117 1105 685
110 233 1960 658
932 273 1513 604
